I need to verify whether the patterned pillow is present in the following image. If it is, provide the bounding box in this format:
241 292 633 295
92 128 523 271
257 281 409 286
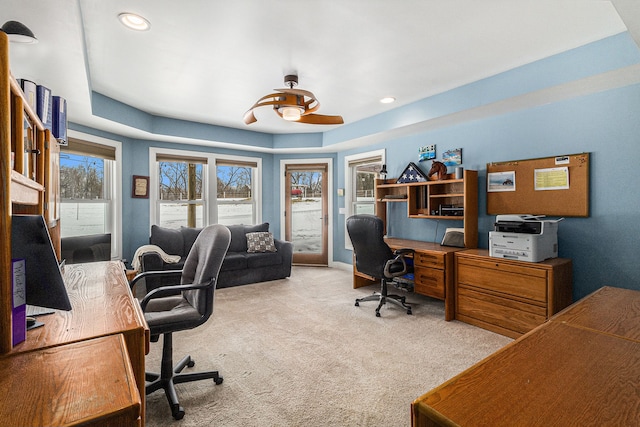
246 232 277 253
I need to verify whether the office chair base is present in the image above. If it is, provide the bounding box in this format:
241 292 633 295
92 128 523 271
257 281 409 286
147 333 223 420
355 292 412 317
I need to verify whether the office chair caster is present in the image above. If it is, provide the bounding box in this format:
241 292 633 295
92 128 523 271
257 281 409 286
172 405 185 420
214 373 224 385
407 308 412 315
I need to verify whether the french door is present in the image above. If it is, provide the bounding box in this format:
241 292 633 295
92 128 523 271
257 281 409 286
284 163 328 265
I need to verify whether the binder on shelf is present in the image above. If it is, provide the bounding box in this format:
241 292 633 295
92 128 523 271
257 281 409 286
20 79 37 111
52 96 68 145
12 259 27 346
36 84 53 130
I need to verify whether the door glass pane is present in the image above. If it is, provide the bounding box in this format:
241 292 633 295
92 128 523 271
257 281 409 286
290 170 323 254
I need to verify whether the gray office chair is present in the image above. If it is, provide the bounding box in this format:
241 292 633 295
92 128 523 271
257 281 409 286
346 214 413 317
130 224 231 420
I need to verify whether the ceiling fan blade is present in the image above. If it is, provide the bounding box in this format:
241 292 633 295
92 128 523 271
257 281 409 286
243 109 257 125
297 114 344 125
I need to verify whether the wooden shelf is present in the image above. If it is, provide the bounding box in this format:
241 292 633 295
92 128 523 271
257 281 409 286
375 171 478 248
10 170 44 205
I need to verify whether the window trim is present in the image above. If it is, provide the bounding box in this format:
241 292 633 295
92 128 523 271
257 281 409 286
344 149 385 250
66 129 123 260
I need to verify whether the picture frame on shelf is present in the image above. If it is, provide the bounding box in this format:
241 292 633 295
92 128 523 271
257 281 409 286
132 175 149 198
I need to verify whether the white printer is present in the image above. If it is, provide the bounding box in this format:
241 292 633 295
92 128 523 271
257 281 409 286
489 215 561 262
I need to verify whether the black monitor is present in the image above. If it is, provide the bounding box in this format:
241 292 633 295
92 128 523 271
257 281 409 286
11 215 71 311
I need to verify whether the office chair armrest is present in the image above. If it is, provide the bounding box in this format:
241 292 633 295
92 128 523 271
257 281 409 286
384 248 414 277
393 248 414 256
129 269 184 292
139 278 215 311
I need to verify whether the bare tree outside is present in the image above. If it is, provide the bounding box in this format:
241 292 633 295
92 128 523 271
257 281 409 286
159 162 202 200
60 155 104 199
217 166 251 199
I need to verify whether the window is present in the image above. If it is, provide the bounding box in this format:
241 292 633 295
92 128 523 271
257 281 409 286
149 148 261 229
344 149 385 248
157 158 205 228
59 133 121 259
216 158 259 226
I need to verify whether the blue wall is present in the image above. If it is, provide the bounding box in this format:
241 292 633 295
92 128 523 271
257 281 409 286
72 33 640 301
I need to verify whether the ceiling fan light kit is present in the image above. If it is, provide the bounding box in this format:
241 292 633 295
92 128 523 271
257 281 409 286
243 74 344 126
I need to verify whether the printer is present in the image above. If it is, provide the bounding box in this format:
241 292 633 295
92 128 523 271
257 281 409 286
489 215 561 262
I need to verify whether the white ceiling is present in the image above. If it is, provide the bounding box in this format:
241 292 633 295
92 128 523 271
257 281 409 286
2 0 638 140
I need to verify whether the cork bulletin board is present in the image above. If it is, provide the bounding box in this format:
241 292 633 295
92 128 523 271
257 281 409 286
486 153 590 217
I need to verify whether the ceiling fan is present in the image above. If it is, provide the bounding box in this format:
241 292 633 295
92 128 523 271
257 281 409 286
243 74 344 125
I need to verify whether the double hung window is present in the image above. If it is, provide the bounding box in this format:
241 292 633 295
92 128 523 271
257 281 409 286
150 148 261 228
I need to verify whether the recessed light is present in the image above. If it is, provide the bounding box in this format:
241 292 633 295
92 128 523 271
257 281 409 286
118 13 150 31
380 97 396 104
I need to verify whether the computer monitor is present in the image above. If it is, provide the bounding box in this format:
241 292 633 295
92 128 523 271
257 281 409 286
11 215 71 311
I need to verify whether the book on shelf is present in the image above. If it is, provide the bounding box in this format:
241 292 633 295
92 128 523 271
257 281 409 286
52 96 67 145
20 79 37 111
36 84 53 130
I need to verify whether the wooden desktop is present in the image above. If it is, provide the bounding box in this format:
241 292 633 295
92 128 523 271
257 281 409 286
411 286 640 426
3 261 149 426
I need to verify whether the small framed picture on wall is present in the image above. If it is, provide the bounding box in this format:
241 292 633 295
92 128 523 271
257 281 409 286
132 175 149 198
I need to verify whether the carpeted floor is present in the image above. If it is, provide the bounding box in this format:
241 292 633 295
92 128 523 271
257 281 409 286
145 266 512 426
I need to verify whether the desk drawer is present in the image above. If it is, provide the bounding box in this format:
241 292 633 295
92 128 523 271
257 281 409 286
414 266 445 299
457 258 548 304
457 286 547 335
414 251 445 269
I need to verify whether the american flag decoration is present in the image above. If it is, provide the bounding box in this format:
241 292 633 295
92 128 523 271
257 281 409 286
396 162 428 183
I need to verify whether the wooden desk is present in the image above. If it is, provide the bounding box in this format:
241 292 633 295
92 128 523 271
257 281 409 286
0 334 141 426
7 261 149 426
353 238 464 320
412 286 640 426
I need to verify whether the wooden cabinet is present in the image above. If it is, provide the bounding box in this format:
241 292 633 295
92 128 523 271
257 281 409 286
454 249 572 338
375 170 478 248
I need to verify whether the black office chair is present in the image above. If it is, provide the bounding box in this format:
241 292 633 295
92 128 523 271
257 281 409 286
346 214 414 317
130 224 231 420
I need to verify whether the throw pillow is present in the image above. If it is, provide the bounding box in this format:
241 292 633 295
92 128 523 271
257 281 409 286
246 231 277 253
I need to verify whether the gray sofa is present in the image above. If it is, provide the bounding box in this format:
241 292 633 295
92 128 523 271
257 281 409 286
139 223 292 290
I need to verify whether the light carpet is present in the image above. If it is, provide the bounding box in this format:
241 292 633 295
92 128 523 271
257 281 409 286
145 266 512 426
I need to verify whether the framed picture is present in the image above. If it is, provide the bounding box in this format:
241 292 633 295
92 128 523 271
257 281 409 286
132 175 149 198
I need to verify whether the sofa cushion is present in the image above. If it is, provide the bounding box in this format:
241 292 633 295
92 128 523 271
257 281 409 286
180 226 203 256
227 223 269 252
150 225 184 257
246 252 284 269
246 231 277 253
221 252 249 271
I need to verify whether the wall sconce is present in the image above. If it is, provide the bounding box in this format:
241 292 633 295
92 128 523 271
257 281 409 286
1 21 38 43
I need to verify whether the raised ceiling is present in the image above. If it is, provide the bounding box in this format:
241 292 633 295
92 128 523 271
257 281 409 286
3 0 637 140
